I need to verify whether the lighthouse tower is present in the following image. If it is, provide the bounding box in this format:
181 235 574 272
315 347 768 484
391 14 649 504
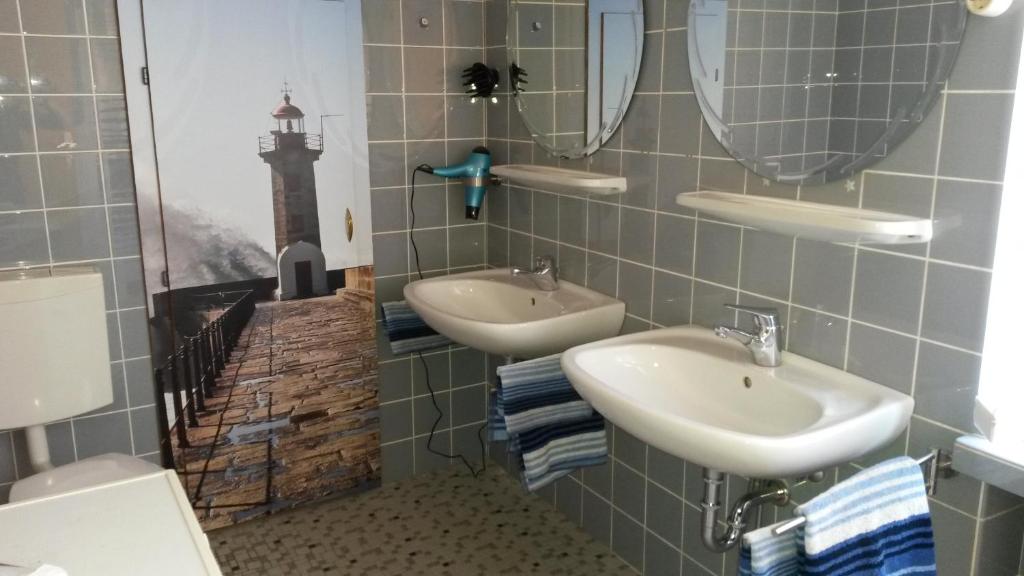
259 87 328 300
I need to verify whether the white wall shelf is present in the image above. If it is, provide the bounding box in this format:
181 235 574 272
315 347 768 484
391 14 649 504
492 164 627 195
675 191 934 245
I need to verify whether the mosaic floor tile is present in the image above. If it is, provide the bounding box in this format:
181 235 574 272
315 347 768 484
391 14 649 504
211 466 637 575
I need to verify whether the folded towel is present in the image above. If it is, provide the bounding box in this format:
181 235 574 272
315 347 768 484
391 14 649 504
496 354 593 434
796 457 937 576
380 301 451 355
495 354 607 491
488 389 509 442
518 412 607 491
739 522 798 576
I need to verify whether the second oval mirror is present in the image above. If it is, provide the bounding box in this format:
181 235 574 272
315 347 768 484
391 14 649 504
688 0 968 184
507 0 644 159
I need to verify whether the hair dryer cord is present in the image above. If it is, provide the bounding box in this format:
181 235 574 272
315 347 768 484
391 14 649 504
408 164 487 478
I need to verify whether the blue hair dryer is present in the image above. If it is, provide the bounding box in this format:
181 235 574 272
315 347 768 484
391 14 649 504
422 146 491 220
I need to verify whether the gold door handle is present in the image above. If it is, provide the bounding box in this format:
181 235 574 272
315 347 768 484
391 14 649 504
345 208 354 242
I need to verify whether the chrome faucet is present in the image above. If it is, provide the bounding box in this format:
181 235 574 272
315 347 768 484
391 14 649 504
511 255 559 291
714 304 782 367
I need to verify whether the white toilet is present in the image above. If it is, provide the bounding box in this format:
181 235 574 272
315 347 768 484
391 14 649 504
0 268 162 502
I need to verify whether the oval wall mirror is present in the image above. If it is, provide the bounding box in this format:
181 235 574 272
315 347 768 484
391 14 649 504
688 0 968 184
507 0 644 159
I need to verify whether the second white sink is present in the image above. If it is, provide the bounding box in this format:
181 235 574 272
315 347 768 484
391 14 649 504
404 269 625 358
561 326 914 478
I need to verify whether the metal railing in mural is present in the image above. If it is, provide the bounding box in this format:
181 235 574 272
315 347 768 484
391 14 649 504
257 133 323 154
152 290 256 469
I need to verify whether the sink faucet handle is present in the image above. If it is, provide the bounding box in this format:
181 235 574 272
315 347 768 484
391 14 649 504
534 254 555 271
723 304 780 329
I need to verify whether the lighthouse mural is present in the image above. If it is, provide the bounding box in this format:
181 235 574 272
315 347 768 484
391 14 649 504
259 86 329 300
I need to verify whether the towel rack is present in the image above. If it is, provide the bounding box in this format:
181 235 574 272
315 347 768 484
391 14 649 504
771 448 955 536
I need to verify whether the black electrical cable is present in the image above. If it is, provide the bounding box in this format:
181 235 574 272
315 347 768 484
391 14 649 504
410 165 488 477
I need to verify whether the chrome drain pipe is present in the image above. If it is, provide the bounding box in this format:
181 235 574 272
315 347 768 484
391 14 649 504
700 469 790 552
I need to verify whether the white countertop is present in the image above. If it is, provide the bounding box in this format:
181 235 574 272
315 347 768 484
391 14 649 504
0 471 222 576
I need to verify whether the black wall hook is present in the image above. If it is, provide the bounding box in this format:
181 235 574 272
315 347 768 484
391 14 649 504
462 63 500 98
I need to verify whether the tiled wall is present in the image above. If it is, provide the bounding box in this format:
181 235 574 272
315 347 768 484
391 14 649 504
0 0 158 503
485 0 1024 574
362 0 493 482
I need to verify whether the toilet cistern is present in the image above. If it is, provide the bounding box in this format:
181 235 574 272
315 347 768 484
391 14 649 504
0 268 114 472
713 304 782 367
0 268 162 501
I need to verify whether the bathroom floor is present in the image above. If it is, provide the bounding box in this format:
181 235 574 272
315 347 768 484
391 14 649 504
210 466 635 575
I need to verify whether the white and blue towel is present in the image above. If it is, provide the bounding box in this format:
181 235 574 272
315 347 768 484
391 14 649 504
380 301 451 355
496 354 593 434
738 457 936 576
517 412 607 492
494 354 607 491
739 522 798 576
797 457 936 576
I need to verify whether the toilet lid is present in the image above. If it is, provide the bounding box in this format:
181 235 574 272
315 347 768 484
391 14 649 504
9 453 164 502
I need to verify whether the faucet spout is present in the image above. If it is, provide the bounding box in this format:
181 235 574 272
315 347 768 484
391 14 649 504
713 325 754 346
510 255 559 291
714 304 782 367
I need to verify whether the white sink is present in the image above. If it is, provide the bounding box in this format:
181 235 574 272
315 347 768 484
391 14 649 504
561 326 914 478
403 269 625 358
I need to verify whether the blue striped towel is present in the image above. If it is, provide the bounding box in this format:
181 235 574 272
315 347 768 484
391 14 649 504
517 412 607 492
495 354 607 491
796 457 937 576
739 522 798 576
488 389 509 442
497 354 593 434
380 301 451 355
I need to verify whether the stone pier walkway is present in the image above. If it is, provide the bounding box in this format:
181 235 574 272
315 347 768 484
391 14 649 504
177 290 380 530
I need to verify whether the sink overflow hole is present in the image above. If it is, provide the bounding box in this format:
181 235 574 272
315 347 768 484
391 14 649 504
531 297 536 306
743 376 752 389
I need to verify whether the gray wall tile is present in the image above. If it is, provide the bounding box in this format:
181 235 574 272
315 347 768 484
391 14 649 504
34 96 99 151
0 211 49 268
846 323 915 394
46 206 111 262
362 0 401 44
644 534 681 576
921 263 991 353
555 476 583 524
739 229 793 301
0 96 36 153
694 221 740 285
914 342 981 432
25 37 92 94
73 411 132 459
20 0 86 35
620 208 655 265
939 93 1014 181
791 239 854 315
40 152 103 208
612 510 645 571
581 489 612 546
0 155 41 211
931 180 1001 268
851 251 925 334
787 307 847 368
0 36 28 93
